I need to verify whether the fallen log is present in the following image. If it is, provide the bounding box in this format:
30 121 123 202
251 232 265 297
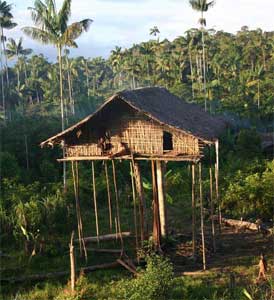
75 232 131 243
117 258 137 275
85 248 122 254
222 217 272 234
1 261 120 284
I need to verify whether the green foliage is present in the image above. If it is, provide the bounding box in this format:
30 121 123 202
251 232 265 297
222 160 274 219
115 254 174 300
0 152 20 179
236 129 262 158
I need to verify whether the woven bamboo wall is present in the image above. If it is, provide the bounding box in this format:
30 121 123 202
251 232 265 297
65 144 101 157
172 131 199 155
64 113 201 157
110 116 163 154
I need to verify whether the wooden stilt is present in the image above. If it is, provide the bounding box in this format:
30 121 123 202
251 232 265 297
151 160 161 249
92 161 100 244
71 162 81 255
215 139 221 233
209 165 216 253
199 162 206 271
132 161 146 242
156 161 167 238
130 161 139 251
112 160 124 250
69 231 75 292
104 161 112 232
191 163 196 258
71 162 87 260
75 162 87 260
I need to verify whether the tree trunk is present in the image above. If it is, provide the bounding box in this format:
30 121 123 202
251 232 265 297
201 15 207 112
24 134 29 170
0 26 6 122
215 140 221 233
151 161 161 249
191 163 196 258
69 232 75 292
199 163 206 270
133 161 146 242
58 45 66 189
189 47 195 100
209 166 216 252
156 161 167 238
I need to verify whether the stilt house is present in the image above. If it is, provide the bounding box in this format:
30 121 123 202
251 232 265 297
41 87 226 161
41 87 226 260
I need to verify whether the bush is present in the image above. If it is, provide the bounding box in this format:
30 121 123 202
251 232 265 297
222 160 274 219
115 254 174 300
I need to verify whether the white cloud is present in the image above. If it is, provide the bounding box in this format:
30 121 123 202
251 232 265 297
8 0 274 61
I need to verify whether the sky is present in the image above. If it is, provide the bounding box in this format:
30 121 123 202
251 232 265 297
8 0 274 61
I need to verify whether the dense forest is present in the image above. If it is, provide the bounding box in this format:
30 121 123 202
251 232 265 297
0 0 273 299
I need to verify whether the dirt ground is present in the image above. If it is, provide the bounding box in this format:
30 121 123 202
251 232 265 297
168 225 273 284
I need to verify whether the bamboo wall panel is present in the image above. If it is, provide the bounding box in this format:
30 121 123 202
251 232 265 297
64 113 201 158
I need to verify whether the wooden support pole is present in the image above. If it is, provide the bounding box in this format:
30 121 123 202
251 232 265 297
104 161 112 232
199 162 206 271
156 161 167 238
71 161 87 260
209 165 216 253
92 161 100 243
215 139 221 233
132 161 146 242
112 160 124 249
130 161 139 251
191 163 196 258
69 231 75 292
151 160 161 249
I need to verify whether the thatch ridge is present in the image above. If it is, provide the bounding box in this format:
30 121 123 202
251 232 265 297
41 87 226 147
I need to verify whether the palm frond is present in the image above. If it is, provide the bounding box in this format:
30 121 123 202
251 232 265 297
21 48 33 56
22 26 55 45
4 48 15 59
62 19 92 45
58 0 71 33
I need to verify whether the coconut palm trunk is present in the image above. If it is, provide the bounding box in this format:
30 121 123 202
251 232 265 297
201 12 207 111
58 44 67 188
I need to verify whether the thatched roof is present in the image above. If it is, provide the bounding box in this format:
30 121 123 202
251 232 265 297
41 87 227 147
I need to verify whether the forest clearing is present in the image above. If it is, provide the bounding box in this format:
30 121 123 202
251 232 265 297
0 0 274 299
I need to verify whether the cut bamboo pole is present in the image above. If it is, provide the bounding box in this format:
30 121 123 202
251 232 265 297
91 161 99 244
132 161 145 242
104 161 113 232
69 231 75 292
112 160 124 249
71 161 87 260
130 161 139 250
71 162 81 255
75 162 87 260
151 160 161 249
191 163 196 258
199 162 206 271
215 139 221 233
156 161 167 238
209 165 216 252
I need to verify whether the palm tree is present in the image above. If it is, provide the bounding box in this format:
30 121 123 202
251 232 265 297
5 37 32 89
23 0 92 188
189 0 215 111
22 0 92 132
150 26 160 37
0 0 17 120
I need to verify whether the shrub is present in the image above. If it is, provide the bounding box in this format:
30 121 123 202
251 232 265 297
115 254 174 300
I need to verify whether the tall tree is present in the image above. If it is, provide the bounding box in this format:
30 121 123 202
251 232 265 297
5 37 32 89
189 0 215 111
22 0 92 131
22 0 92 188
0 0 16 120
